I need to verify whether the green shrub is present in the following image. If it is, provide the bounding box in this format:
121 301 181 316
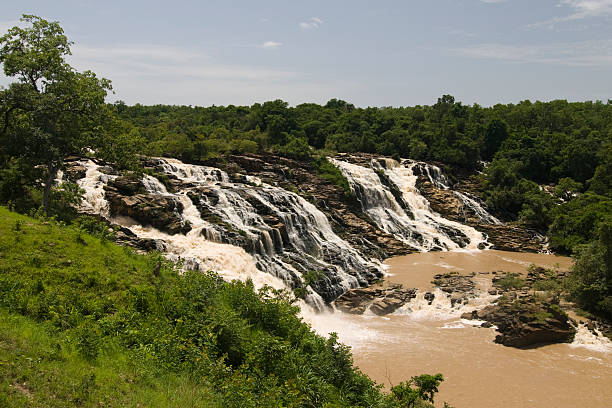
495 273 525 290
313 156 352 196
1 207 439 407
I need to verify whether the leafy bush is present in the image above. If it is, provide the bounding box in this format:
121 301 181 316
313 156 352 196
566 222 612 319
389 373 444 408
495 273 525 290
272 135 312 160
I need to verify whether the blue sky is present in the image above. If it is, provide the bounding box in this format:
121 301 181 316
1 0 611 107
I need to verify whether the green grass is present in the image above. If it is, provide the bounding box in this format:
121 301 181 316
0 206 445 407
0 313 220 408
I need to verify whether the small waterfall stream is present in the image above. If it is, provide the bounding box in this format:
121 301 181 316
331 157 489 251
413 160 502 225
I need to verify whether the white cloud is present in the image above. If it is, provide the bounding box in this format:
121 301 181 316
1 42 303 104
559 0 612 20
52 43 353 106
530 0 612 27
68 44 296 82
259 41 282 49
451 40 612 66
299 17 323 29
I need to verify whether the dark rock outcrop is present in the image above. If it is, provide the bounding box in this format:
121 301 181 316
334 284 417 315
416 178 544 252
462 293 576 348
432 272 476 305
104 177 190 235
113 225 164 252
64 164 87 182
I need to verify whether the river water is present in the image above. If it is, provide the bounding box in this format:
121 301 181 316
306 250 612 408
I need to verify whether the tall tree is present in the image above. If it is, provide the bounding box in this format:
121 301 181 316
0 15 112 212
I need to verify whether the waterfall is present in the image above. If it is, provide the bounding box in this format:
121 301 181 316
331 157 488 251
453 191 502 225
78 161 118 218
412 161 501 225
570 323 612 353
76 158 385 308
75 155 506 309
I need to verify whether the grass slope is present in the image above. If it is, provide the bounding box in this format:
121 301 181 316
1 207 429 407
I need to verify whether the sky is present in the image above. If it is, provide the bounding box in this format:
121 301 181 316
1 0 611 107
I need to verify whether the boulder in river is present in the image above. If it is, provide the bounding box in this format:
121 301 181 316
462 293 576 348
335 284 417 315
105 177 191 235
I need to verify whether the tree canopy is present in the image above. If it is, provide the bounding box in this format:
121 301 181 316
0 15 112 213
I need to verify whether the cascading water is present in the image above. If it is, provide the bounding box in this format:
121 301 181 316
413 161 502 225
76 157 385 309
331 157 489 251
453 191 502 225
393 288 498 321
570 323 612 353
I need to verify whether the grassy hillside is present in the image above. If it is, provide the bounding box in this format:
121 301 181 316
0 207 441 407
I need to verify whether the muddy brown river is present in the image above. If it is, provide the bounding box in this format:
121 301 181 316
306 250 612 408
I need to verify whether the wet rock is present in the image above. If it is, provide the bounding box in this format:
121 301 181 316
370 297 406 315
415 177 545 252
432 272 476 296
108 176 143 196
450 293 465 306
204 153 412 260
334 284 417 315
477 224 544 253
114 226 162 251
105 179 190 235
64 163 87 181
461 294 575 348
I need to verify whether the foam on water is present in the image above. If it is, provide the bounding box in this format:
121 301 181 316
331 158 492 252
299 302 384 349
394 288 499 321
570 323 612 353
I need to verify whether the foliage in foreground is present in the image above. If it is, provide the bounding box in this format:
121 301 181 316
566 222 612 320
0 207 443 407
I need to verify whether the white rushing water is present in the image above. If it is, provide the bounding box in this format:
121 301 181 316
331 157 490 251
570 323 612 353
76 158 388 310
